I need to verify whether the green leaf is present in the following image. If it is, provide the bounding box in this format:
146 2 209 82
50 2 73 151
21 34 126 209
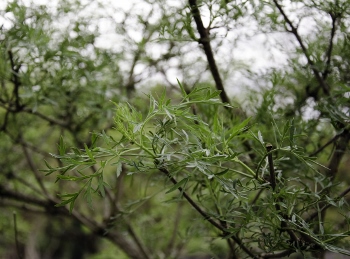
215 168 229 176
55 192 79 213
289 118 295 148
84 143 95 161
116 162 123 178
166 177 189 194
177 78 187 98
58 136 66 156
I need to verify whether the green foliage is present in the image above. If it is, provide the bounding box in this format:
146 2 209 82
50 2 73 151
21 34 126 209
1 0 350 258
49 84 350 257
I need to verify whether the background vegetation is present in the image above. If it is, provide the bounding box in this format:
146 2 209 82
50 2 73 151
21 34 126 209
0 0 350 258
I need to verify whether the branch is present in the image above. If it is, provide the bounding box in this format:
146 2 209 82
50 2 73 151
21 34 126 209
309 132 342 157
0 103 68 127
305 185 350 222
327 130 350 179
159 167 258 258
13 212 23 259
272 0 330 96
165 202 183 256
266 144 299 245
8 50 22 110
21 143 50 197
260 249 294 258
0 184 147 259
322 12 338 80
266 143 276 191
23 108 69 127
188 0 231 105
101 167 150 259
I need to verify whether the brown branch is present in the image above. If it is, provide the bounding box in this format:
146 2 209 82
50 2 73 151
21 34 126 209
309 132 342 157
13 212 23 259
0 103 68 127
21 143 50 197
0 184 148 259
188 0 231 105
126 224 150 259
327 130 350 180
266 144 299 245
272 0 330 96
266 143 276 191
101 166 150 259
165 202 183 257
8 50 22 110
322 13 338 80
22 108 69 127
305 185 350 222
8 170 43 196
260 249 294 258
0 107 11 131
159 167 258 258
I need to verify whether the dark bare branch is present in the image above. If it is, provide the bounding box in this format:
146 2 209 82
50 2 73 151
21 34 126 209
272 0 330 96
188 0 231 105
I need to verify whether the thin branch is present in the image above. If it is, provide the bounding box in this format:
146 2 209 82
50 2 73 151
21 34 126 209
1 200 48 214
0 184 147 259
305 185 350 222
322 12 338 80
266 143 299 245
266 143 276 191
309 132 342 157
0 107 11 131
159 167 258 258
260 249 294 258
101 166 150 259
21 143 49 197
22 108 69 127
165 202 183 256
188 0 231 105
327 130 350 179
0 103 68 127
13 212 23 259
126 224 150 259
10 172 43 196
251 188 264 205
272 0 330 96
8 50 22 110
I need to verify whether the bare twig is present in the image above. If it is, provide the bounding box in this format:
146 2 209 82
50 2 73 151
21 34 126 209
266 143 276 191
272 0 330 96
327 130 350 179
13 212 23 259
165 202 183 256
21 143 49 197
0 103 69 127
322 12 338 80
8 50 22 110
260 249 294 258
309 132 342 157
